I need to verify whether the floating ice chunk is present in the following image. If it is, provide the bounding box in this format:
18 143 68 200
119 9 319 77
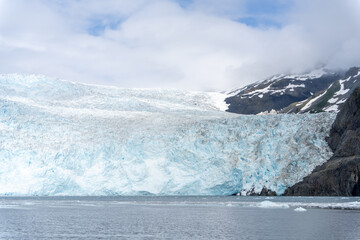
306 201 360 210
294 207 307 212
243 200 360 210
257 201 290 209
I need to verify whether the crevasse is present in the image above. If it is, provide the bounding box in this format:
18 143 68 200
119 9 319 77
0 74 335 196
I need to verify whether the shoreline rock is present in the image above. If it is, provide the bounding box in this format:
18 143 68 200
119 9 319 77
284 156 360 196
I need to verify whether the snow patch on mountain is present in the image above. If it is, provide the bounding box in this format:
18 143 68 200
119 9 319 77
206 92 229 111
225 68 339 115
335 78 351 96
280 68 328 81
301 90 328 111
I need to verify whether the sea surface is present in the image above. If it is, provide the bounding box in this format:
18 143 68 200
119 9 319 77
0 196 359 239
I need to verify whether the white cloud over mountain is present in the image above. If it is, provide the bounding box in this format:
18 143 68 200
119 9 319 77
0 0 359 91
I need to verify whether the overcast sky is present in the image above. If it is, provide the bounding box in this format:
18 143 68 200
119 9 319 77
0 0 359 91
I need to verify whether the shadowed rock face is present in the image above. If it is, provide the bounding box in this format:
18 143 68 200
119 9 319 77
284 87 360 196
327 87 360 157
284 156 360 196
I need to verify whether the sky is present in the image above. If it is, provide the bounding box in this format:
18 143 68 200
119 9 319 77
0 0 359 91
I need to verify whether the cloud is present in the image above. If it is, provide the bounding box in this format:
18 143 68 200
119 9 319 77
182 0 246 19
289 0 360 71
0 0 359 91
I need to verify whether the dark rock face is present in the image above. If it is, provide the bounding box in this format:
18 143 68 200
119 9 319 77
238 187 277 196
225 72 340 114
284 87 360 196
227 93 305 115
327 87 360 156
226 67 360 115
258 187 277 196
344 66 360 79
284 156 360 196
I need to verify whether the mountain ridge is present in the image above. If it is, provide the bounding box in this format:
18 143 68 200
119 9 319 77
281 67 360 114
225 69 341 114
225 67 360 115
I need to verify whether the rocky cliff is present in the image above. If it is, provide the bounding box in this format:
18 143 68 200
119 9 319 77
282 67 360 114
284 87 360 196
225 69 340 114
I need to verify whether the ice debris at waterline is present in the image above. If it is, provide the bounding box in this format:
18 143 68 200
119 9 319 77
0 74 335 196
294 207 307 212
257 201 290 209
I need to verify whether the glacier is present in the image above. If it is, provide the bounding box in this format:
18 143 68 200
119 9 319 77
0 74 336 196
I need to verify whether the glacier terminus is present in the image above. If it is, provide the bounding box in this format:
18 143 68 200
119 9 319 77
0 74 335 196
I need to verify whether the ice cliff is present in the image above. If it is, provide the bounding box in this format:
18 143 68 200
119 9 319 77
0 74 335 196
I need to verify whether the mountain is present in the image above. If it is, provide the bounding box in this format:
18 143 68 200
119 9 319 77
281 67 360 114
284 87 360 196
225 69 341 114
0 74 334 196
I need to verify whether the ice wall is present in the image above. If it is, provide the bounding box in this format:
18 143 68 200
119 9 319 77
0 74 335 195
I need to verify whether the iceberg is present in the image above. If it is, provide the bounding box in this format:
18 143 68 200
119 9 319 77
294 207 307 212
257 201 290 209
0 74 335 196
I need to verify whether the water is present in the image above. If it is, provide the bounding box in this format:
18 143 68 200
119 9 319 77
0 196 359 239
